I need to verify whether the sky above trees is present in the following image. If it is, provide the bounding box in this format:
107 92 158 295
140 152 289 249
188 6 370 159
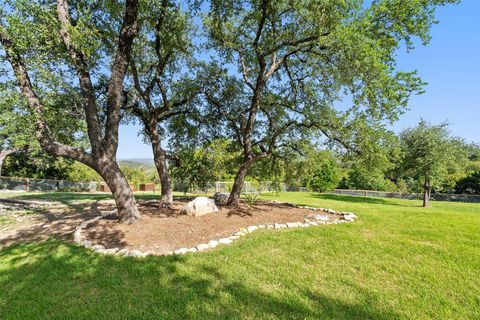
116 0 480 159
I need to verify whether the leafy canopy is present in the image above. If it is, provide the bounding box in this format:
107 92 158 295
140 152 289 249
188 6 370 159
399 120 465 191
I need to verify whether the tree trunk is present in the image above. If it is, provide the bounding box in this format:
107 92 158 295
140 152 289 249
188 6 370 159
97 160 141 223
0 149 18 176
227 159 254 207
148 122 173 208
423 179 431 208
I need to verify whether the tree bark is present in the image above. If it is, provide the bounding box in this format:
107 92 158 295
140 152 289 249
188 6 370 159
148 120 173 208
96 160 141 223
423 179 431 207
227 158 254 206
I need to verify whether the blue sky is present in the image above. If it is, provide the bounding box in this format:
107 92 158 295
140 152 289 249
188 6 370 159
117 1 480 159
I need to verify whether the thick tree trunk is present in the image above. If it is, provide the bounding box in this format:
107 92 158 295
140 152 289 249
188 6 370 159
227 159 254 207
158 169 173 207
97 160 141 223
423 179 431 208
148 122 173 207
152 147 173 208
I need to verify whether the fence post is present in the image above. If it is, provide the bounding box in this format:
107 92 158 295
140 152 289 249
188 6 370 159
365 190 368 197
26 178 30 192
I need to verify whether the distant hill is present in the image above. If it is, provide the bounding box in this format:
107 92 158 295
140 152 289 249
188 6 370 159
118 158 155 168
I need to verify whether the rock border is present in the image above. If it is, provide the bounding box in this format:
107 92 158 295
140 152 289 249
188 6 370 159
73 201 357 258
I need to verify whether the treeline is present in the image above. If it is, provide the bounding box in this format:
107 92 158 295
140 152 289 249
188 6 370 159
0 0 461 221
2 120 479 202
164 122 480 200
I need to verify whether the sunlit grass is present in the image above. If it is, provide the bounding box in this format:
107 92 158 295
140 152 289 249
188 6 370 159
0 192 479 319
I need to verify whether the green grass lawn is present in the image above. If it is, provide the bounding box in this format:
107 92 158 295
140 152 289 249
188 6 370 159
1 192 479 319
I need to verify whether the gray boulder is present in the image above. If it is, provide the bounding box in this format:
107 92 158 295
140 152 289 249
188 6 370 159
213 192 230 204
181 197 219 217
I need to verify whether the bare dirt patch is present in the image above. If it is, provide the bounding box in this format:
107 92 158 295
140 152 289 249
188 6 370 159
85 199 339 254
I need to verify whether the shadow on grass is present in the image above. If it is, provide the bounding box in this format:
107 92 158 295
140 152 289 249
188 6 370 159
0 200 112 248
310 193 415 207
0 240 401 319
1 192 168 205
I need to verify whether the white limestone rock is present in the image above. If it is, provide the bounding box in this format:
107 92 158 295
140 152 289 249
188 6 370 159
181 197 219 217
286 222 300 228
91 244 105 251
103 248 119 255
208 240 219 248
196 243 210 251
174 248 188 255
219 238 233 245
127 250 145 257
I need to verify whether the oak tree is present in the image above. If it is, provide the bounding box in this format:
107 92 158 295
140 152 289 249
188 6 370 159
399 121 463 207
0 0 142 222
126 0 200 207
204 0 450 206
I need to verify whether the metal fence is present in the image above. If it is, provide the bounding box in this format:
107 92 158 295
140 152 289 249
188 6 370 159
173 180 290 194
213 181 289 194
331 189 480 203
1 175 479 203
0 176 97 192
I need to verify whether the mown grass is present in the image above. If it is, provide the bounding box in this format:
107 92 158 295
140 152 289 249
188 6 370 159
1 192 479 319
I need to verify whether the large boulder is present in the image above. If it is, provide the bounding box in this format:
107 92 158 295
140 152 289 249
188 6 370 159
181 197 219 217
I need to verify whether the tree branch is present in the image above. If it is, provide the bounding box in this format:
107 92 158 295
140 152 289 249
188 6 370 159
0 31 93 166
103 0 140 155
56 0 102 152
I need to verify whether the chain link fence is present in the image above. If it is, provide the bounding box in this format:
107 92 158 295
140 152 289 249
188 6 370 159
1 175 478 203
173 181 290 194
0 176 97 192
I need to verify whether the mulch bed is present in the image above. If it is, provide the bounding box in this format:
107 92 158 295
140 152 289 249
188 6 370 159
85 199 339 255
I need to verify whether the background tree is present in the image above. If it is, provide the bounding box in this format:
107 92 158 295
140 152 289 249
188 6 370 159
277 143 340 191
67 161 102 183
0 0 142 222
0 86 31 175
455 171 480 195
339 125 400 191
170 139 239 193
205 0 450 206
463 143 480 173
399 121 464 207
307 159 339 193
